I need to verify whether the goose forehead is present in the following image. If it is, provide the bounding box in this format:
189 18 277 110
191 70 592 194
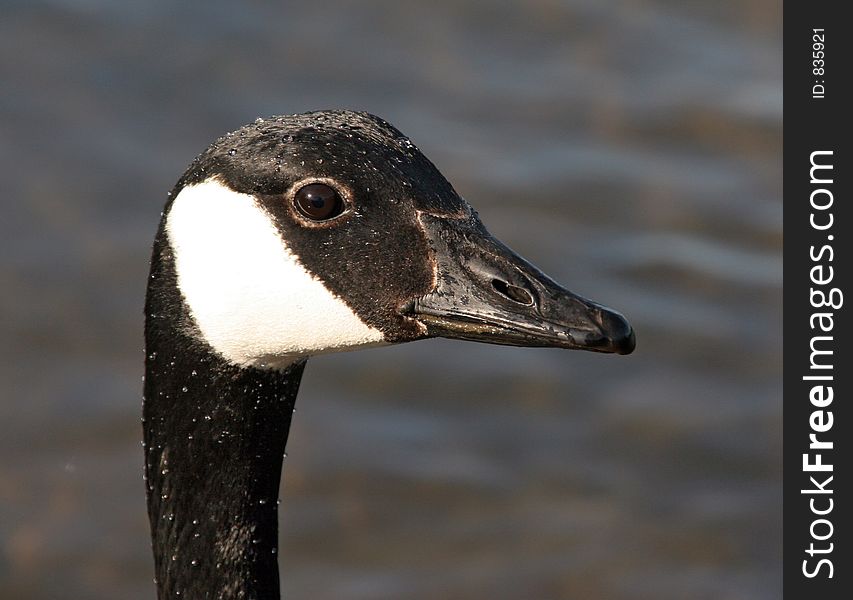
183 114 471 218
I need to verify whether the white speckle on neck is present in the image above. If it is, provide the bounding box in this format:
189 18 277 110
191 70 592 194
166 178 386 368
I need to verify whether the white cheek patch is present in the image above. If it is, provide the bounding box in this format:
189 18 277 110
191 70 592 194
166 179 386 368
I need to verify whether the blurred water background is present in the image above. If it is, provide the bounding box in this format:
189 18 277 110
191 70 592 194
1 1 781 598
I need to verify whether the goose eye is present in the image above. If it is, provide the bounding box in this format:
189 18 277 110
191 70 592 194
293 183 344 221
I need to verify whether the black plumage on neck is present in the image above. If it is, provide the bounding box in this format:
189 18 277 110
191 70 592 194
144 220 304 599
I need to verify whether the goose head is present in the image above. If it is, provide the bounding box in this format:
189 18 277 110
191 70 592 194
164 110 635 367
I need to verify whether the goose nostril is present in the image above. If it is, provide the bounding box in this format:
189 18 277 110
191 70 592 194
491 279 534 306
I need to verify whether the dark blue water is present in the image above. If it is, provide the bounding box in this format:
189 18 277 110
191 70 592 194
1 1 781 598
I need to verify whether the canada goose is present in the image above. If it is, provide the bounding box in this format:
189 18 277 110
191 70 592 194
144 110 634 598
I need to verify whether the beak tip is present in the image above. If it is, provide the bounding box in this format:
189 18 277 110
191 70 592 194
614 327 636 355
595 308 636 355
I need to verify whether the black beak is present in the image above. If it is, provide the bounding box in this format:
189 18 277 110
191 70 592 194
405 214 635 355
